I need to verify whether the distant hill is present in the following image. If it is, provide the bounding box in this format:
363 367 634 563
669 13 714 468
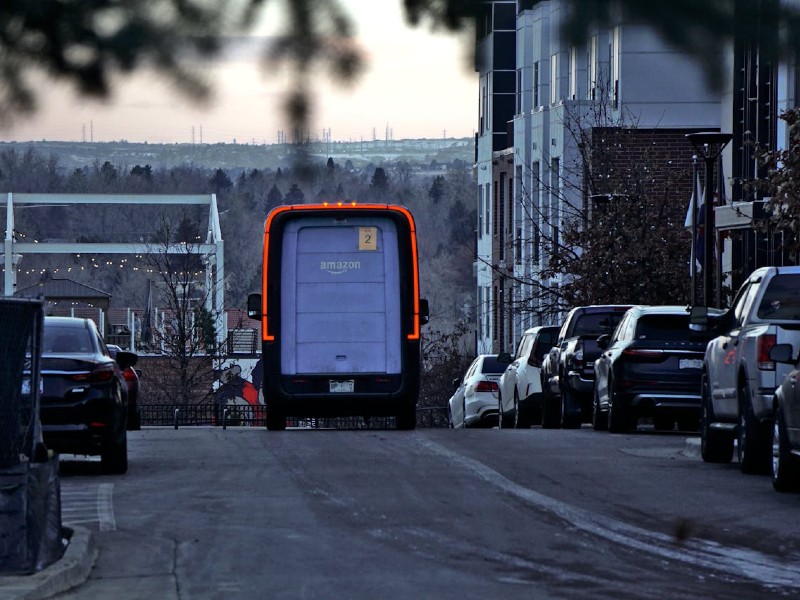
0 137 474 172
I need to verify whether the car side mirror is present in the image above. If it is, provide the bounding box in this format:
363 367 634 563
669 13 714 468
115 350 138 369
247 293 262 320
769 343 795 364
452 377 461 391
597 334 611 350
688 306 709 330
420 299 430 325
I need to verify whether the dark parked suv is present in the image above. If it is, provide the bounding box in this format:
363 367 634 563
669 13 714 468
40 317 136 473
593 305 716 433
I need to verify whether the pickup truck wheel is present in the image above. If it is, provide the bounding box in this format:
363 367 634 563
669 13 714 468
561 389 582 429
772 406 800 492
592 388 607 431
514 390 531 429
738 386 770 475
541 393 561 429
653 415 674 432
700 375 733 463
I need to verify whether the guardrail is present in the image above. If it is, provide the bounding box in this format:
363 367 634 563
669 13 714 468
139 405 449 429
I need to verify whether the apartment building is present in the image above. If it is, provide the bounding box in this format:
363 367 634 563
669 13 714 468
475 0 720 353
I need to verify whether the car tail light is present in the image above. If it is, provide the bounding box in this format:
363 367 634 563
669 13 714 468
757 334 777 371
475 380 498 392
574 341 584 363
69 364 116 384
622 348 664 359
123 368 137 383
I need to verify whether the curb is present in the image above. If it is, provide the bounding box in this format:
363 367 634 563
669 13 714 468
0 526 96 600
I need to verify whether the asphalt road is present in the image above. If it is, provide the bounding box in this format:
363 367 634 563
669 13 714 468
52 425 800 599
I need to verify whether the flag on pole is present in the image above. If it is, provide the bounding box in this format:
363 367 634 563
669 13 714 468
685 166 704 271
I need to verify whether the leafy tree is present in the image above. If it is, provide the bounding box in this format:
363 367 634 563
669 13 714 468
429 175 446 204
143 218 223 405
759 107 800 260
4 1 800 147
285 183 305 203
370 167 389 194
130 165 152 180
266 184 284 212
209 169 233 194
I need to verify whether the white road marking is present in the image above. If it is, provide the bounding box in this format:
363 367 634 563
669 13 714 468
61 483 116 531
97 483 116 531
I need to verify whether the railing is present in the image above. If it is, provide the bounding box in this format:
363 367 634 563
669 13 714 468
139 405 449 429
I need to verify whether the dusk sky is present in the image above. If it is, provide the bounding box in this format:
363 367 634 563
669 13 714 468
0 1 477 145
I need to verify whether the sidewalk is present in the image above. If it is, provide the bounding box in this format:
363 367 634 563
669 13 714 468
0 527 95 600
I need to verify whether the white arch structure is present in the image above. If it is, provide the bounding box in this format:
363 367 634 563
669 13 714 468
2 193 226 344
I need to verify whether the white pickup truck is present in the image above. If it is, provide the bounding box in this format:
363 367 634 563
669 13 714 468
697 266 800 474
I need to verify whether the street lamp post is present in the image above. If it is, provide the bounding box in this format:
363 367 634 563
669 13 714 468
686 132 732 308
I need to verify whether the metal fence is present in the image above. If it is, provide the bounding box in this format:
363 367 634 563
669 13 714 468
139 404 450 429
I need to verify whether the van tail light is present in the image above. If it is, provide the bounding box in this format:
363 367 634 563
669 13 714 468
757 334 777 371
475 380 498 392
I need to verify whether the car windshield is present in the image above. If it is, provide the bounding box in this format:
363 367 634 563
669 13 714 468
480 357 506 374
43 325 94 354
573 312 625 336
757 274 800 320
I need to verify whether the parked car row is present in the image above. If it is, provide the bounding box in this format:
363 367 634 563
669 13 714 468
448 265 800 496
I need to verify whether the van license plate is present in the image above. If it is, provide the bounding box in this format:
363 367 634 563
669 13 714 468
330 380 354 393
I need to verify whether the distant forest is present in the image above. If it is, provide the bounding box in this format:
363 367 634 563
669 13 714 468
0 147 477 332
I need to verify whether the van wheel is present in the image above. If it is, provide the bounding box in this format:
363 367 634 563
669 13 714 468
396 402 417 430
266 402 286 431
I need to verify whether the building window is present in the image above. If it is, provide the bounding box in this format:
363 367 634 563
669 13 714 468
588 36 597 101
611 27 620 109
515 227 522 264
478 187 484 236
493 181 499 236
516 68 522 114
499 172 506 261
569 46 577 100
493 285 499 342
550 53 559 105
551 158 560 252
533 61 540 107
485 183 491 235
532 160 540 264
481 83 488 134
